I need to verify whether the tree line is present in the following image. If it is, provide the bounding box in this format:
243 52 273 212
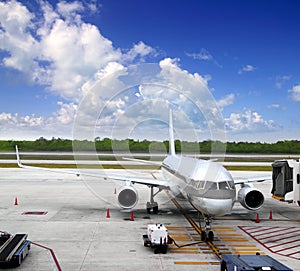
0 137 299 154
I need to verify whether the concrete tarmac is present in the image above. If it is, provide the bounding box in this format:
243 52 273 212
0 168 299 271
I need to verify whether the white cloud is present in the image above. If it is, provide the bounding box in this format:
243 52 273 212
185 48 222 67
267 103 286 110
0 0 155 102
225 108 276 132
288 85 300 102
217 93 235 110
238 64 256 74
123 41 157 62
186 48 213 61
275 75 291 89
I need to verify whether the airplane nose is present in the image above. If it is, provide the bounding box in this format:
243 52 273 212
205 199 233 216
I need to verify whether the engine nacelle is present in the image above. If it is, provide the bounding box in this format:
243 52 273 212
117 184 138 209
238 186 264 211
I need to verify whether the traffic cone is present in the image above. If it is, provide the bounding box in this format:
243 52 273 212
14 197 18 206
130 212 134 221
255 213 260 223
114 188 116 194
269 210 273 220
106 208 110 218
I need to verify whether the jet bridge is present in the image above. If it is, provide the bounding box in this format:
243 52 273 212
271 159 300 206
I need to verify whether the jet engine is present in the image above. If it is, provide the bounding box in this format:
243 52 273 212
238 186 264 211
117 184 138 209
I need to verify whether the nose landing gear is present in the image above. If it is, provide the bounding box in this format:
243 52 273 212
198 213 214 242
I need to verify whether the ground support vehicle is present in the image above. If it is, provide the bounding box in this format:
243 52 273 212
143 224 172 254
220 254 292 271
0 233 31 268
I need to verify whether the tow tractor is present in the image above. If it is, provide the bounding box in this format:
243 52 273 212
0 232 31 268
271 159 300 206
143 224 172 254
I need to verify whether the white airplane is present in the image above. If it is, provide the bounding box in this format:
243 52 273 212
16 110 270 241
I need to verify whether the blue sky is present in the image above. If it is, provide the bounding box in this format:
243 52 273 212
0 0 300 142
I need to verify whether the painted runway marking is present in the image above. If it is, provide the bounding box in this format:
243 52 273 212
239 226 300 260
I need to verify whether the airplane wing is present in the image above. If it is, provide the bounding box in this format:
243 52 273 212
15 146 170 188
233 174 272 185
122 157 162 166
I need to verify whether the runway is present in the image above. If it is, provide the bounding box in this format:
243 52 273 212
0 168 299 270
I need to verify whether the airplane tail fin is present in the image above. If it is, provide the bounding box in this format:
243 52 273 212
15 145 22 168
169 109 176 156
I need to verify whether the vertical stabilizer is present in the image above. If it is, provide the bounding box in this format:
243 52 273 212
169 109 176 155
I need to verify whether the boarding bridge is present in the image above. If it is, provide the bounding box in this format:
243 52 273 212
271 159 300 206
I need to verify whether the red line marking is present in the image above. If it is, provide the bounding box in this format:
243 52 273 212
286 250 300 258
258 229 300 241
263 231 300 244
269 238 300 249
239 226 300 261
243 226 270 234
241 226 258 231
31 242 62 271
275 243 300 253
252 227 294 237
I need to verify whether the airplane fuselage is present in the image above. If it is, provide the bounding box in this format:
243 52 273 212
162 155 236 216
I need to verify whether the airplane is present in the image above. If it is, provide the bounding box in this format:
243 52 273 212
15 109 271 241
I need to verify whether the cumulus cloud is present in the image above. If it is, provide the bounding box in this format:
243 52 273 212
0 1 230 141
238 64 256 74
217 93 235 110
288 85 300 102
0 0 155 101
224 109 276 132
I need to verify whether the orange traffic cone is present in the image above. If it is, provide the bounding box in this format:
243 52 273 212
114 188 116 194
269 210 273 220
106 208 110 218
14 197 18 206
130 212 134 221
255 213 260 223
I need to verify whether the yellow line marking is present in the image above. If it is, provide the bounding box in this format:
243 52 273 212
221 238 248 242
234 251 265 255
167 226 185 230
170 251 200 254
232 247 262 251
218 234 242 237
170 247 198 251
229 244 257 247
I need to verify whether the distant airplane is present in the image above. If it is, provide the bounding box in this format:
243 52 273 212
16 110 270 241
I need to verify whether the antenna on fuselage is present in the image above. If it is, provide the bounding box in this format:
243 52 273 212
169 109 176 156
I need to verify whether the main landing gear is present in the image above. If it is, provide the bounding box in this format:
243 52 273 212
146 186 162 214
198 213 214 242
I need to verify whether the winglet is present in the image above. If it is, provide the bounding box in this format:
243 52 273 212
15 145 22 168
169 109 176 156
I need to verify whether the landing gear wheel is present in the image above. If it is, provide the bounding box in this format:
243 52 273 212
201 231 207 241
153 205 159 214
146 201 158 214
208 231 214 242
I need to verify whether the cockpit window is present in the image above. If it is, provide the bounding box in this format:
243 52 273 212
204 181 218 190
219 180 235 190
